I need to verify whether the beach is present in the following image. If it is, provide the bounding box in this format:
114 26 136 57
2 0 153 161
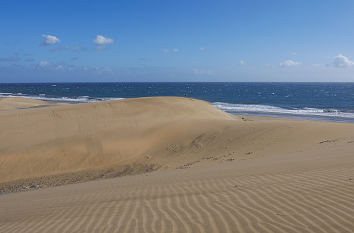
1 97 354 232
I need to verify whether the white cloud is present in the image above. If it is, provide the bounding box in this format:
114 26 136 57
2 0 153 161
162 49 170 53
280 60 301 67
41 34 60 45
200 47 206 51
240 60 245 65
172 48 179 53
39 61 49 67
93 35 114 45
329 54 354 68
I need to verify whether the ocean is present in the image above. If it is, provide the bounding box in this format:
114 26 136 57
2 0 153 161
1 82 354 122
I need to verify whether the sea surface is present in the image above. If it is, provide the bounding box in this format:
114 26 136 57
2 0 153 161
1 82 354 122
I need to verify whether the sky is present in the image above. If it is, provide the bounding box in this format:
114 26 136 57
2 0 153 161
1 0 354 82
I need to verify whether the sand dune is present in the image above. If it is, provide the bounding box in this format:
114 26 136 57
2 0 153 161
1 97 353 188
1 97 354 232
0 97 236 186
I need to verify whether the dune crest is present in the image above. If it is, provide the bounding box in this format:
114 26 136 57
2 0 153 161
0 97 234 185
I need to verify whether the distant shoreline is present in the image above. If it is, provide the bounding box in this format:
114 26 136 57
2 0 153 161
2 82 354 122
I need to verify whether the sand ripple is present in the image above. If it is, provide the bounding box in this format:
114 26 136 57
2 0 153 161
1 156 353 233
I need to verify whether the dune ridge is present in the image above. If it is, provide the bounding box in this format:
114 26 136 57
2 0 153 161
0 97 235 186
1 97 354 190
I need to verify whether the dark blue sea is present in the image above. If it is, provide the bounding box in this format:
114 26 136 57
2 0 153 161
1 82 354 122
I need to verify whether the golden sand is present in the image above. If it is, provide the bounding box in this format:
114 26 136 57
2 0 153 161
0 97 353 232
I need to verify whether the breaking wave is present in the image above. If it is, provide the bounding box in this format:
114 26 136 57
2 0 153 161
213 102 354 122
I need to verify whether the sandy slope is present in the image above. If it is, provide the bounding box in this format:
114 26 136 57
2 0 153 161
0 136 353 232
0 97 354 232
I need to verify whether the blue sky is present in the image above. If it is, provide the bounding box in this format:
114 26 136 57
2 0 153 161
1 0 354 82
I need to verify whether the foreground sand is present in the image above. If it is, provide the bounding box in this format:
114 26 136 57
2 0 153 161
1 139 353 232
0 97 354 232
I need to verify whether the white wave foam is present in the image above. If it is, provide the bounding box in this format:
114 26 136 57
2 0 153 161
0 93 123 103
213 102 354 120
